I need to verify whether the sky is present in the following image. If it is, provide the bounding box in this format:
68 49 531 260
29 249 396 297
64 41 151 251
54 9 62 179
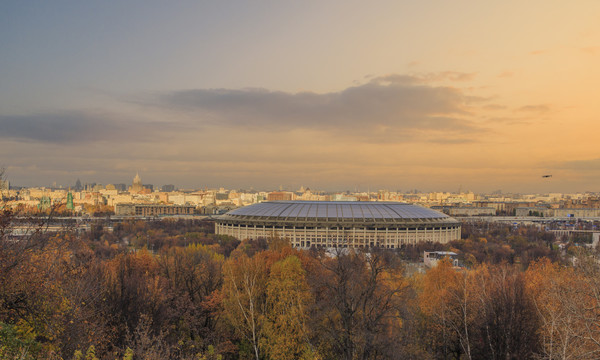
1 0 599 193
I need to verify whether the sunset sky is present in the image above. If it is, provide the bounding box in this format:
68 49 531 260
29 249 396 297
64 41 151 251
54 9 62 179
1 1 599 192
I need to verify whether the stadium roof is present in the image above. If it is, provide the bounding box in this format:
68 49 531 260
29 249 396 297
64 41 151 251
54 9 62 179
219 201 457 225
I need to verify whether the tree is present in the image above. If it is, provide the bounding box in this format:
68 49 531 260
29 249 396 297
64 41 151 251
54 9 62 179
420 261 541 360
526 258 583 359
527 253 600 359
473 264 541 359
419 257 465 359
101 250 168 354
261 255 314 360
0 322 41 359
123 313 175 360
222 253 268 360
310 249 408 360
159 243 225 355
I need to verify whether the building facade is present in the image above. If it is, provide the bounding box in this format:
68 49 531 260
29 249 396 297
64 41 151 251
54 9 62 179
424 251 459 267
216 201 461 248
115 203 195 216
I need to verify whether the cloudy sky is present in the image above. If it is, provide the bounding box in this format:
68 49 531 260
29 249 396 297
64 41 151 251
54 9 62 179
1 0 599 192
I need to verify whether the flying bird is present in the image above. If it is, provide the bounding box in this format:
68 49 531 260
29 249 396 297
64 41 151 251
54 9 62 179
542 174 552 178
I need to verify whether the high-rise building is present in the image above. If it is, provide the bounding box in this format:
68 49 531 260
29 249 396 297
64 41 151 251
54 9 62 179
66 192 74 210
130 173 143 193
161 184 175 192
114 183 127 192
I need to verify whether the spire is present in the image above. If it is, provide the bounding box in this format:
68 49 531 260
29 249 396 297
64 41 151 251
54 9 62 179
131 172 143 193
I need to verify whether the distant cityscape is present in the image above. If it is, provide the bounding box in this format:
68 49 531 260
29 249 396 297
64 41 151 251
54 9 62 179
1 173 599 218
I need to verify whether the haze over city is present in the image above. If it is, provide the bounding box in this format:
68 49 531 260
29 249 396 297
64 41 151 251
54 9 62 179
1 1 599 192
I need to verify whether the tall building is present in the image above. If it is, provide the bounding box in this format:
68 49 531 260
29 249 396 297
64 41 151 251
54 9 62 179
114 183 127 192
130 173 143 193
161 184 175 192
66 192 74 210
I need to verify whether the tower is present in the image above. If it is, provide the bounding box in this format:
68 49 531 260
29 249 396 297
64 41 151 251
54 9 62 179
130 172 144 193
66 191 74 210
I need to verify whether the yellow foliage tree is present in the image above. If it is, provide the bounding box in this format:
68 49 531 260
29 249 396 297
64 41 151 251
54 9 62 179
261 255 314 360
222 253 268 360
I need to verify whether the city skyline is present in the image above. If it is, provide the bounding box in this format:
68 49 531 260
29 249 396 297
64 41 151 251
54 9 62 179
4 172 598 196
1 1 599 193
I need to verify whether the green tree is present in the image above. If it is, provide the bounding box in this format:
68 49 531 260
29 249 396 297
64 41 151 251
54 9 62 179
0 322 41 360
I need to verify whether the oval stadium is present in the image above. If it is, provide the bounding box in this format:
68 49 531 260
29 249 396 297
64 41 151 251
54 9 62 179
215 201 461 248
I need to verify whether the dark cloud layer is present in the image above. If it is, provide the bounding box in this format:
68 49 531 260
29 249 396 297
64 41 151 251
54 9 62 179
157 75 481 136
0 111 167 144
1 74 485 149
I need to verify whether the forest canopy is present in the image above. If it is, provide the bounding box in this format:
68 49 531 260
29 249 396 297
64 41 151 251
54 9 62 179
1 214 599 359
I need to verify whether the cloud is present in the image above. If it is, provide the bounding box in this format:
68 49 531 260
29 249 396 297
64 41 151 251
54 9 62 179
516 104 550 113
486 116 531 125
483 104 507 111
558 158 600 171
153 75 482 139
2 72 484 147
0 111 173 144
428 71 476 82
376 72 476 83
1 72 507 188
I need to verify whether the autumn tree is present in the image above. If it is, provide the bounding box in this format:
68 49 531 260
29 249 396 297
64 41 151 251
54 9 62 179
473 264 541 359
526 258 584 359
419 257 465 359
567 253 600 357
123 313 175 360
101 249 169 354
222 253 268 360
261 255 314 360
527 252 600 359
159 243 227 356
420 260 541 359
310 248 409 360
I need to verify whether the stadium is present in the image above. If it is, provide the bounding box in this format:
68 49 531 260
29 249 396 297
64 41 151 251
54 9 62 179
215 201 461 248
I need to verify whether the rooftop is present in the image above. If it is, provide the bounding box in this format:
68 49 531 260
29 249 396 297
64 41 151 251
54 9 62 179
224 201 452 222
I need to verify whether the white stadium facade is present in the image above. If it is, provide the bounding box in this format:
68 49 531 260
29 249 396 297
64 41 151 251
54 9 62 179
215 201 461 248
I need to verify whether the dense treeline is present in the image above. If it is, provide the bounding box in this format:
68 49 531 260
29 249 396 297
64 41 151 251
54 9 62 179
397 221 562 267
1 213 599 359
